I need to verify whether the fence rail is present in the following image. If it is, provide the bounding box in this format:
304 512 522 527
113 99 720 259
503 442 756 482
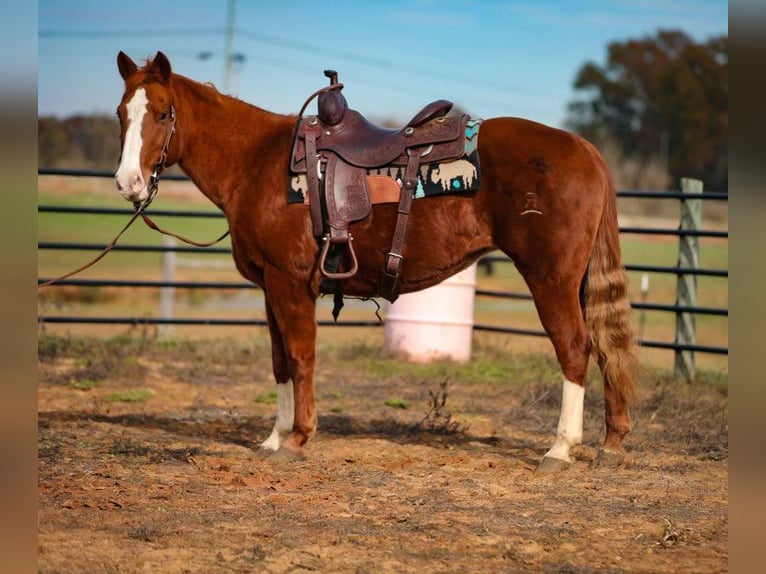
38 169 728 362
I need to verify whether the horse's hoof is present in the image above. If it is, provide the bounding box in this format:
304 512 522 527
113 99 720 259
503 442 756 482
253 447 275 460
591 448 625 468
535 456 570 475
268 447 306 462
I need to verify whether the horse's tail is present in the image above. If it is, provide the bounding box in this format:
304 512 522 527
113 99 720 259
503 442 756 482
584 161 638 406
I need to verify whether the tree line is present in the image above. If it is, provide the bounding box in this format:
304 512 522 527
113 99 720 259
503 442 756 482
39 115 120 170
39 29 727 191
566 29 727 191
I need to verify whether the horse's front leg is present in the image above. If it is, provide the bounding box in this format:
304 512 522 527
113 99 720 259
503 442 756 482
258 299 294 453
259 269 318 459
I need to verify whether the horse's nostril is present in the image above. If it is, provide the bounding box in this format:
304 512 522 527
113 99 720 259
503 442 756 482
130 174 145 193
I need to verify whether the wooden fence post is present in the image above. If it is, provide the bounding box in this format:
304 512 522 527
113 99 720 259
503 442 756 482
674 178 703 382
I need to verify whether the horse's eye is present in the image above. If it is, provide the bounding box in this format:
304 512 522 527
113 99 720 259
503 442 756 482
158 111 169 122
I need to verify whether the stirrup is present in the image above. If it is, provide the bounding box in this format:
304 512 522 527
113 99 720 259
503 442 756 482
319 234 359 280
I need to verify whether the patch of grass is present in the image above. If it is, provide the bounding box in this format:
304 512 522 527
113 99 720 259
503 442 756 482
38 440 60 460
37 333 88 362
330 405 343 413
38 333 151 382
384 398 409 409
104 389 152 403
254 391 278 405
71 378 98 391
360 349 561 387
331 340 385 361
624 368 729 457
37 334 60 361
641 364 729 394
38 334 277 390
695 369 729 394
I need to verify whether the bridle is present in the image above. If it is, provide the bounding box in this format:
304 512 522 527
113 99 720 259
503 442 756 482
133 105 230 247
38 104 230 289
133 104 178 213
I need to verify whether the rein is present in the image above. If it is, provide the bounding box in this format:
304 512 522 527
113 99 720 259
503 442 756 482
38 105 230 289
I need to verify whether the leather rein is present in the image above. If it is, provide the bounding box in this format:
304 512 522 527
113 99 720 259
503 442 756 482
38 105 230 289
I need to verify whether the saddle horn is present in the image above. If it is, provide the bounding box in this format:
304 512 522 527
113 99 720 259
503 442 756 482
318 70 347 126
323 70 339 85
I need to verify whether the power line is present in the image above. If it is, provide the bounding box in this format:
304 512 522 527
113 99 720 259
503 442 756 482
235 28 542 97
39 26 544 97
38 32 559 121
235 29 394 70
39 28 224 38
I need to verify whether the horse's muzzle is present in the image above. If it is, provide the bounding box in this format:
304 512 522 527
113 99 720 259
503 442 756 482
115 171 148 203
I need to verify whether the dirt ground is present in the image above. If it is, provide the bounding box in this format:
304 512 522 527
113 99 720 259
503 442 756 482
37 335 728 573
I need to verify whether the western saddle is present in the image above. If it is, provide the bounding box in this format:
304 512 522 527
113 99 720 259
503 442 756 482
290 70 468 303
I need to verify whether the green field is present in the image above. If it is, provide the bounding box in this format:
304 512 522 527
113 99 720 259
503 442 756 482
38 178 728 375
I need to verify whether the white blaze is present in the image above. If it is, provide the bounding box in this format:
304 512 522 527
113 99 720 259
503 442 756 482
260 381 295 451
543 378 585 463
115 87 149 202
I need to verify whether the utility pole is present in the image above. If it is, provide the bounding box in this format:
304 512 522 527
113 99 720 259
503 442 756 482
223 0 236 93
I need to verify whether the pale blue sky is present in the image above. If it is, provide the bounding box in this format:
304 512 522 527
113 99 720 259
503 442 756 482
38 0 728 128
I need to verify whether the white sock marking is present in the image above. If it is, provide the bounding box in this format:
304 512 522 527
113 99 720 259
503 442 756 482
115 87 149 202
260 381 294 451
543 378 584 463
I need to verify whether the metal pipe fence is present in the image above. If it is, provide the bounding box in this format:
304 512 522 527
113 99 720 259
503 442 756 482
38 169 728 363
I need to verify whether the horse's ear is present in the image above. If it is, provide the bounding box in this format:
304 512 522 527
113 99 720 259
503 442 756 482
150 51 172 84
117 51 138 81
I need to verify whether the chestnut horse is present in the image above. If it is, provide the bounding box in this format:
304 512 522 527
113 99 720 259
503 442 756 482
115 51 638 473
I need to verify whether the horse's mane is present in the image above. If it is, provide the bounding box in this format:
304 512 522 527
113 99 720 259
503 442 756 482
139 56 227 105
172 74 227 105
138 56 295 122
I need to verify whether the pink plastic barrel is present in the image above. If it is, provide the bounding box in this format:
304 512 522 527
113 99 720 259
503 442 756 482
384 263 477 363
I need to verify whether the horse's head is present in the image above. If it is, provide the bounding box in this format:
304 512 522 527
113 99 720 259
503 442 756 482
115 51 177 203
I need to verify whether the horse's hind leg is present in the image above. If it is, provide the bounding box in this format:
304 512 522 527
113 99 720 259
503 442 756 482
523 274 592 474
